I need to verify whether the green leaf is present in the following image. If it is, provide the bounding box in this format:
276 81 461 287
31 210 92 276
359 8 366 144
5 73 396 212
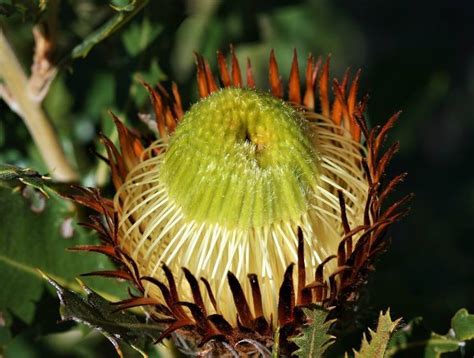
0 173 124 328
83 72 117 117
70 0 149 59
45 276 163 356
131 59 166 107
291 305 336 358
170 0 220 80
0 164 51 196
452 308 474 341
110 0 137 12
386 317 463 357
0 0 35 19
353 309 401 358
0 311 12 347
44 75 74 129
121 17 162 57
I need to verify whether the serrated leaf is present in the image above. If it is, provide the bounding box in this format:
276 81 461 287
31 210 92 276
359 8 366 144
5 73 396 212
0 164 51 196
452 308 474 341
291 305 336 358
70 0 149 59
0 182 124 329
353 309 401 358
45 276 162 356
386 316 463 357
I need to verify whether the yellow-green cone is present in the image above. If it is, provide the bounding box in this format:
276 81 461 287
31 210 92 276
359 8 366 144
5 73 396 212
161 88 320 229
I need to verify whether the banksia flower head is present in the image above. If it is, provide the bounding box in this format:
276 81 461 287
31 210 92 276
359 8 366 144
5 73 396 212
71 47 409 355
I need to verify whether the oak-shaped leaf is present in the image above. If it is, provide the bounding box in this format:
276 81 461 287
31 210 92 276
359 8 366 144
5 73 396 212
0 164 51 196
387 309 474 358
350 309 401 358
291 305 336 358
0 165 125 329
45 275 163 357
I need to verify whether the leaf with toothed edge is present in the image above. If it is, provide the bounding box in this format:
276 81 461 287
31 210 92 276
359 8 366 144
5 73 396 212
0 164 78 199
291 305 336 358
386 309 474 358
0 164 51 196
351 309 401 358
44 274 163 357
0 167 128 333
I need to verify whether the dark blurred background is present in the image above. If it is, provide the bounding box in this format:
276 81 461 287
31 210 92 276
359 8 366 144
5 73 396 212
1 0 473 355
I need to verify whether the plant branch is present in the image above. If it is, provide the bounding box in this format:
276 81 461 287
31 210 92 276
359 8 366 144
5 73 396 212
0 27 78 182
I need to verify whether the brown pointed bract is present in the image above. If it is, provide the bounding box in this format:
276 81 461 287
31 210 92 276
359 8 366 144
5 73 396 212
303 54 321 109
230 45 242 87
319 57 331 117
289 49 301 104
246 58 256 88
269 49 284 98
142 80 181 141
217 50 231 87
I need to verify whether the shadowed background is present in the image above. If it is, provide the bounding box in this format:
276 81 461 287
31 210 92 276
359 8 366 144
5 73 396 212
0 0 473 356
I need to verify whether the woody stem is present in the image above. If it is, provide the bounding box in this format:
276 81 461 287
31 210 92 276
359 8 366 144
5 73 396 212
0 27 78 182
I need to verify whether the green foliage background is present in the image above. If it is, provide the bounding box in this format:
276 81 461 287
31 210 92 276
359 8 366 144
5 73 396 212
0 0 473 356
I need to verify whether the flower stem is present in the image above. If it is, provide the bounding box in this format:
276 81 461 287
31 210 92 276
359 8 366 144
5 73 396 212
0 27 78 182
